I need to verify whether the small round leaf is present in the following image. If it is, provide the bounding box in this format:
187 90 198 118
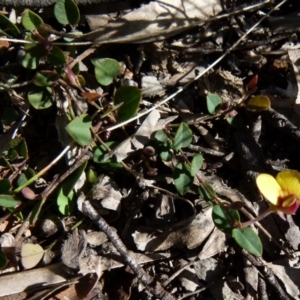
54 0 80 26
1 107 19 124
191 153 203 176
47 46 66 66
172 123 192 151
66 114 92 146
212 204 240 234
0 194 19 208
0 13 20 37
114 86 141 121
198 183 216 205
21 243 44 269
21 45 44 69
33 71 59 87
28 86 53 109
174 163 193 195
0 179 11 194
94 58 121 86
246 95 271 112
232 227 262 256
155 130 168 143
22 10 43 31
207 93 222 114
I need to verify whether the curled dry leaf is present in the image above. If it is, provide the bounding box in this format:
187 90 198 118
133 208 214 251
61 229 87 273
90 175 122 212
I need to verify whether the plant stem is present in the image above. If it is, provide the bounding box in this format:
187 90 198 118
14 144 72 193
240 209 273 227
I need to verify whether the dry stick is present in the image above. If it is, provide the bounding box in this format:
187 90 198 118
187 144 225 156
81 200 175 300
241 250 290 300
104 0 288 133
40 147 91 199
66 46 99 70
258 277 269 300
0 80 33 91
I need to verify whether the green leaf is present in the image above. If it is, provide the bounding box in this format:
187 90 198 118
9 137 28 159
57 161 87 215
198 184 216 204
114 86 141 121
93 141 123 169
33 71 59 87
159 147 172 161
1 107 19 124
66 114 92 146
0 249 7 269
155 130 168 143
212 204 240 234
174 162 193 195
0 13 20 37
206 94 222 114
172 123 192 151
7 149 17 161
17 168 35 187
94 58 121 86
86 168 97 183
0 179 11 194
54 0 80 26
0 156 11 169
21 45 44 69
190 154 203 176
47 46 66 66
0 194 20 208
154 130 172 161
28 86 53 109
232 227 262 256
22 10 43 31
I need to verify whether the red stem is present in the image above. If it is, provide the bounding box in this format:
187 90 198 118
240 209 273 227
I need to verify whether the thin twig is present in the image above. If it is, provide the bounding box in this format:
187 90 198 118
242 250 290 300
103 0 288 133
82 200 175 300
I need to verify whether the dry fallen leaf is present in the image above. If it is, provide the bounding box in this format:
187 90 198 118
21 243 44 269
61 229 87 273
0 263 68 297
288 49 300 117
90 175 123 214
133 208 214 251
198 226 227 260
142 76 166 98
85 0 222 43
105 109 176 162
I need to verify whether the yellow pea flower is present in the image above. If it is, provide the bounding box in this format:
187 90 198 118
256 171 300 215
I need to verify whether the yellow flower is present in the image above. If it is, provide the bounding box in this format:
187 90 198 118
256 171 300 214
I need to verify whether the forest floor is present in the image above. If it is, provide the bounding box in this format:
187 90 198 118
1 0 300 299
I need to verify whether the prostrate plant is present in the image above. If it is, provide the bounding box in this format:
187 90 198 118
0 0 142 218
